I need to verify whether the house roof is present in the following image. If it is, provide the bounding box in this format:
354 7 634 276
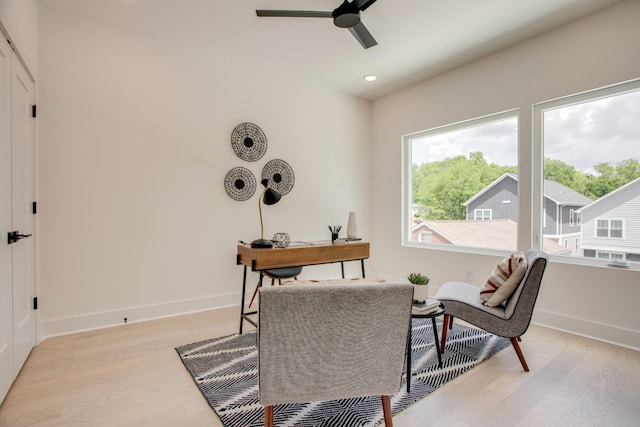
464 173 592 206
543 179 593 206
578 176 640 213
416 219 569 254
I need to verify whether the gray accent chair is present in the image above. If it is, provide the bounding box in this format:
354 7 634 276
258 282 414 427
434 249 548 372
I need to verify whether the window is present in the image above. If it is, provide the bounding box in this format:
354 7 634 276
597 251 626 260
596 219 624 239
474 209 492 221
537 79 640 265
403 111 518 251
419 231 432 243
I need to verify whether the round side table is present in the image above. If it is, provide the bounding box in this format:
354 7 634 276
407 303 445 393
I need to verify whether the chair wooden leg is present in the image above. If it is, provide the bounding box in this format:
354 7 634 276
510 336 529 372
440 314 450 354
264 405 274 427
248 273 265 308
381 395 393 427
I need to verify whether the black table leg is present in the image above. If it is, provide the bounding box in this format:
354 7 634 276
361 259 366 278
431 317 443 368
406 321 412 393
239 265 247 334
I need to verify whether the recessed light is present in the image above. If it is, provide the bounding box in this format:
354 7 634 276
363 74 377 82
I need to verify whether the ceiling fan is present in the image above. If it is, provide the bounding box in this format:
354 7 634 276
256 0 379 49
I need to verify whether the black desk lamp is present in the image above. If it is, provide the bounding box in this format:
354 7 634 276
251 179 282 248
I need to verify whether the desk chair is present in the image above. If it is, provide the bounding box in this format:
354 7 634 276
248 266 302 308
258 282 413 427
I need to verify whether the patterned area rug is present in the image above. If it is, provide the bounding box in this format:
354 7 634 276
176 319 510 427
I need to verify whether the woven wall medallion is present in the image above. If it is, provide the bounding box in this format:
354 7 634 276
261 159 295 196
231 122 267 162
224 167 257 201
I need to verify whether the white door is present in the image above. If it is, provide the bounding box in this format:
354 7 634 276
0 35 14 402
10 45 36 379
0 35 36 403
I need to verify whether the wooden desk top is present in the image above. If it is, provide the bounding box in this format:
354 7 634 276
236 241 370 271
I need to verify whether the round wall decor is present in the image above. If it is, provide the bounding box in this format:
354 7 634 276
231 122 267 162
262 159 295 196
224 167 257 201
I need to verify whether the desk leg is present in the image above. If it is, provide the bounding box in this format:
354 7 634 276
340 262 345 278
239 265 248 334
361 259 366 278
432 317 443 368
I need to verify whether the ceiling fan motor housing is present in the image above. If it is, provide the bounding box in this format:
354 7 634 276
332 1 361 28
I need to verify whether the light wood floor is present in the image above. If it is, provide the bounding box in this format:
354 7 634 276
1 306 639 426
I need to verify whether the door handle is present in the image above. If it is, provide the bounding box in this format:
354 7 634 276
7 231 32 244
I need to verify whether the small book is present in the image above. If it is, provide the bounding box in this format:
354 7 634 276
412 298 441 313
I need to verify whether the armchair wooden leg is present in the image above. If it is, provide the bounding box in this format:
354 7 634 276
440 314 450 354
510 336 529 372
264 405 274 427
381 395 393 427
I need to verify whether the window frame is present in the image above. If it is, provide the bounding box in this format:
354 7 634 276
401 109 518 255
533 78 640 270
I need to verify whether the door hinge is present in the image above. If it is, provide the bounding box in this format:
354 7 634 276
32 201 37 214
32 104 36 118
33 297 38 310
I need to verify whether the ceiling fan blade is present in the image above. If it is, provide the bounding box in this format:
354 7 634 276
354 0 378 12
348 21 377 49
256 10 332 18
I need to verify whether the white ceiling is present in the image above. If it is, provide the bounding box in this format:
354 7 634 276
37 0 622 100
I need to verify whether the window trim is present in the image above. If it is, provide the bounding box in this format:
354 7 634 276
533 78 640 270
401 109 519 255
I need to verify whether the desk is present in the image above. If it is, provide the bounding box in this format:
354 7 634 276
236 241 370 333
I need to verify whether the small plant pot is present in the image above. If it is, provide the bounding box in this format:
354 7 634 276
413 284 429 303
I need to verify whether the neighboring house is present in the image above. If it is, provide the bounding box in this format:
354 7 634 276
463 173 592 255
578 177 640 262
411 219 569 254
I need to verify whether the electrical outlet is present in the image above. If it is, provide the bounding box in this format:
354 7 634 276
465 270 473 281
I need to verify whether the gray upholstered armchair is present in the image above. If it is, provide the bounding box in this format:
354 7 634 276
435 249 548 372
258 282 414 427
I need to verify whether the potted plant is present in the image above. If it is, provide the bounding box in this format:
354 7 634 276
407 272 430 303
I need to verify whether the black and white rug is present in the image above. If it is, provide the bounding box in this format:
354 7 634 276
176 319 510 427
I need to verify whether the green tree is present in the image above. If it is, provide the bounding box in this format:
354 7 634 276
412 152 514 221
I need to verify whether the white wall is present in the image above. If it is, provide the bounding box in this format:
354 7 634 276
0 0 37 77
370 0 640 350
37 6 371 336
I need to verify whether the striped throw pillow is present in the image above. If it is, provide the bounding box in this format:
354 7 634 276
480 252 527 307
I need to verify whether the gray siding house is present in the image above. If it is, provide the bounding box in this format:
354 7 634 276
464 173 592 254
579 177 640 262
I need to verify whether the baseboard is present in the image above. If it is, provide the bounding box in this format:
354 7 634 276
42 292 239 339
532 309 640 351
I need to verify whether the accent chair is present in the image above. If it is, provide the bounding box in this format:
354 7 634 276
435 249 548 372
258 282 413 427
